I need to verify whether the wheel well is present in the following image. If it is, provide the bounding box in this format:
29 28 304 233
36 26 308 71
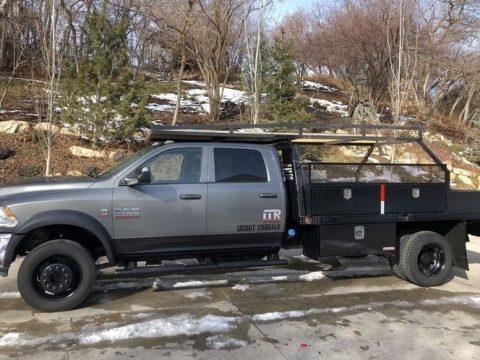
16 225 107 261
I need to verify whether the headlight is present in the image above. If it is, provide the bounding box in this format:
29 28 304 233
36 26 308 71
0 207 18 228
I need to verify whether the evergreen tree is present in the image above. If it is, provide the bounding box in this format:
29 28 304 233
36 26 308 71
60 5 146 146
265 33 311 122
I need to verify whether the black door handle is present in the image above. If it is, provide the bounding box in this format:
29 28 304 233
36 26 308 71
180 194 202 200
259 193 278 198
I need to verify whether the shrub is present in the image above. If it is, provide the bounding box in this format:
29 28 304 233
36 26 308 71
18 165 41 177
0 148 15 160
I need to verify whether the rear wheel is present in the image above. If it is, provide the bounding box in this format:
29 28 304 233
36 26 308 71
399 231 453 287
18 240 95 312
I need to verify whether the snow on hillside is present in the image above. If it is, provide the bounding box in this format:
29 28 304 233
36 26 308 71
147 82 248 115
146 79 349 117
309 97 349 117
303 80 337 92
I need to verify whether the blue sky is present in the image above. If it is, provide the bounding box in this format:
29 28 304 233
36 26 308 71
273 0 314 16
271 0 335 22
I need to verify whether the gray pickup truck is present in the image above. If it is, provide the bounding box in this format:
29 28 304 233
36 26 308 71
1 123 479 312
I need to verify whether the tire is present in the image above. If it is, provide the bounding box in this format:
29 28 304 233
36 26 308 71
398 231 453 287
17 240 95 312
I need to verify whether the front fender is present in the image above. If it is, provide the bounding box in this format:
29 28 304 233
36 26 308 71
3 210 116 270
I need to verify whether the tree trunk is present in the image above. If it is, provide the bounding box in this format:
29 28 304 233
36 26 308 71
0 0 11 69
172 0 194 126
461 87 475 126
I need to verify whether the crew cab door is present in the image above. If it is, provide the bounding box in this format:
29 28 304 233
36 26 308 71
112 145 207 255
206 145 286 250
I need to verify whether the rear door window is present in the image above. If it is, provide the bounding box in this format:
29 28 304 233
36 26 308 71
214 148 268 183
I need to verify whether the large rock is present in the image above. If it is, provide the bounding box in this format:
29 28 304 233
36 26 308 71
109 149 127 162
457 174 473 187
34 122 60 134
60 127 81 137
0 120 30 134
452 167 473 177
69 146 106 159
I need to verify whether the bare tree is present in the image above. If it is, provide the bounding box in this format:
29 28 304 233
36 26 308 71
33 0 63 176
190 0 251 122
172 0 194 125
243 0 271 124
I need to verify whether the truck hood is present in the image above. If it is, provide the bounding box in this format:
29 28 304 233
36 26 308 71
0 176 96 202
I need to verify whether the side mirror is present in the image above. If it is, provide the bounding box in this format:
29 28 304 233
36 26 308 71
122 177 139 187
122 167 151 186
138 166 152 184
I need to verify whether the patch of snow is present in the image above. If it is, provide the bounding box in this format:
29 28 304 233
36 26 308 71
2 295 480 347
146 103 174 112
299 271 325 282
205 335 247 349
79 314 238 345
310 97 349 117
303 80 336 92
231 284 250 292
0 333 27 347
172 280 228 289
252 310 310 322
420 295 480 308
182 80 206 87
294 255 319 263
0 333 49 347
149 93 207 113
0 110 23 114
271 276 288 281
201 103 211 113
0 292 21 299
237 127 267 133
220 87 248 104
77 95 107 105
187 89 207 96
182 288 213 299
148 81 248 114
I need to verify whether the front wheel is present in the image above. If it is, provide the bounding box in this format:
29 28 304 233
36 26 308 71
17 240 95 312
398 231 453 287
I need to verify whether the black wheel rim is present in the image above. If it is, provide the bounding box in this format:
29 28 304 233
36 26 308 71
417 243 445 276
33 256 83 300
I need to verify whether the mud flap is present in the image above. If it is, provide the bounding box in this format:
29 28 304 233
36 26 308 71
445 221 469 270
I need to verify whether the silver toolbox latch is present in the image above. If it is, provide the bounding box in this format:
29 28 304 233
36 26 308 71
412 188 421 199
344 188 352 200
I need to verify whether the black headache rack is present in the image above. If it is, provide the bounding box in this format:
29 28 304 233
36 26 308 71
149 122 424 146
150 123 450 222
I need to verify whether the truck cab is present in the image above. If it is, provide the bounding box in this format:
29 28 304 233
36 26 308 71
110 142 286 259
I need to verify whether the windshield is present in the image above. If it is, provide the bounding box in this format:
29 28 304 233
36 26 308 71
98 145 160 179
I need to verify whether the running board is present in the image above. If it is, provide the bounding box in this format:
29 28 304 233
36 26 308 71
114 258 288 277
